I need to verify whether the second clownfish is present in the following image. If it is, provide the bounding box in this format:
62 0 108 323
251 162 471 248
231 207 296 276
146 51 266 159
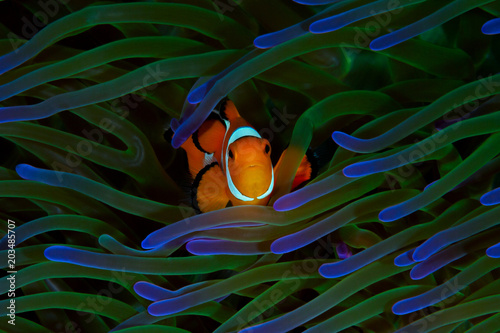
179 99 313 213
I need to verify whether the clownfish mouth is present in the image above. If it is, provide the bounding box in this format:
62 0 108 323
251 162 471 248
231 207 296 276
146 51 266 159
229 164 274 201
246 164 265 168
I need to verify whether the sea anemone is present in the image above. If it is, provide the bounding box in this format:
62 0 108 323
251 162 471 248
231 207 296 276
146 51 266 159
1 0 499 332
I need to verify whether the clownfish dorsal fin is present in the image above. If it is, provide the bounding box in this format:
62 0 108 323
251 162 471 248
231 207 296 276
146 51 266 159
179 112 226 178
193 114 226 154
219 99 241 121
191 162 229 213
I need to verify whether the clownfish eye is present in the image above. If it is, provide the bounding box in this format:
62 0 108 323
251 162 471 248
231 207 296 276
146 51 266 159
228 149 234 159
265 144 270 154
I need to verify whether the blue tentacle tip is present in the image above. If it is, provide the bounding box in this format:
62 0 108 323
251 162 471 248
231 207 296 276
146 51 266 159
480 187 500 206
273 197 292 211
134 281 173 301
332 131 372 153
254 33 282 49
412 237 443 262
486 242 500 258
392 298 426 315
44 245 72 262
186 240 208 255
318 261 352 278
273 192 307 211
171 130 187 149
15 163 66 186
482 18 500 35
148 300 178 316
331 131 355 149
15 163 33 179
343 161 375 177
187 83 208 104
141 234 162 250
309 16 346 34
271 235 300 254
370 39 390 51
394 249 416 267
378 205 404 222
254 29 308 49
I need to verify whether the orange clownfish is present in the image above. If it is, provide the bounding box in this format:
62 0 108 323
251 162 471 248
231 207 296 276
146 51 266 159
179 99 313 213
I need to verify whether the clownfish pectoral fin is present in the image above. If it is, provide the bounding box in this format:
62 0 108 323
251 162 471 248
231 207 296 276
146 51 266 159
192 162 230 213
218 98 241 121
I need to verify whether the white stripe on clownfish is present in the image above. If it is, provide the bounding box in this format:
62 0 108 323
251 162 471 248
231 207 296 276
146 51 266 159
203 153 216 166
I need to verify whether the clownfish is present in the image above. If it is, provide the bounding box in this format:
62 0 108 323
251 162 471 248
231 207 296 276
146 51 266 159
178 99 313 213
